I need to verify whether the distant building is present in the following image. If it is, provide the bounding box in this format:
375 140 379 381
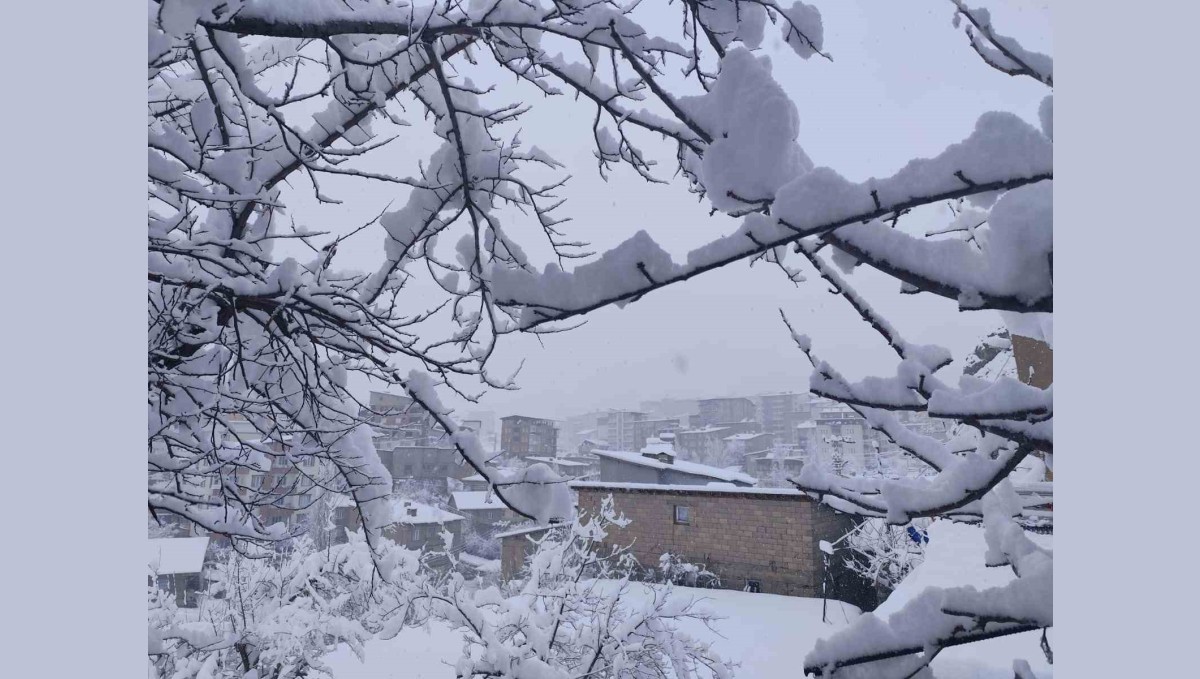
500 415 559 458
723 431 774 458
377 445 469 487
743 451 805 485
148 537 213 608
632 417 682 451
596 410 648 451
813 402 867 470
331 496 465 553
362 391 447 448
592 447 756 487
525 456 598 480
695 397 757 427
452 491 520 533
675 422 761 463
758 392 811 446
577 438 607 456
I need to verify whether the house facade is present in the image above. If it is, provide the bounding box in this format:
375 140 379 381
570 483 866 604
148 537 213 608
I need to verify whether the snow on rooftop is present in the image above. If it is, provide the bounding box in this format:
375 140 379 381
148 537 211 575
678 425 731 435
571 481 805 497
493 523 561 540
458 553 500 573
526 456 592 467
330 495 464 525
452 490 508 512
591 449 757 485
724 432 767 441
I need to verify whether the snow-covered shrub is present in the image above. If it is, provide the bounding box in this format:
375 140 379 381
658 552 722 589
841 518 929 593
149 534 423 679
421 495 734 679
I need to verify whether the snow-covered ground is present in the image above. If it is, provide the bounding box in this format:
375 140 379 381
326 521 1053 678
325 585 861 679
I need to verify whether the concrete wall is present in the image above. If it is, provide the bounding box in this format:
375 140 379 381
574 486 857 598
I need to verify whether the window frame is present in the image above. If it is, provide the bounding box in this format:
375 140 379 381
673 505 691 525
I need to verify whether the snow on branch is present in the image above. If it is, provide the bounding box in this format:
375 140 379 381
951 0 1054 86
496 111 1052 327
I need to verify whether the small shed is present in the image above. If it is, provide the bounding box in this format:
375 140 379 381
148 537 212 608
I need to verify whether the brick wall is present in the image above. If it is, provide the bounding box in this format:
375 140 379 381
574 486 854 598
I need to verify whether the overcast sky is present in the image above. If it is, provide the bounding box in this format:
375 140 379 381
278 0 1052 423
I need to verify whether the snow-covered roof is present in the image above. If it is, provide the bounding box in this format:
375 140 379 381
592 449 756 485
796 422 817 429
458 553 500 573
493 523 559 540
148 537 211 575
526 456 593 467
462 474 487 483
724 432 768 441
640 438 677 457
330 495 464 525
571 481 805 497
452 491 508 512
389 500 464 525
678 425 731 435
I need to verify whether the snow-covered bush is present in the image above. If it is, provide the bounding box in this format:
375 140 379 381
461 523 502 561
422 495 734 679
658 552 721 589
149 533 424 679
841 518 930 593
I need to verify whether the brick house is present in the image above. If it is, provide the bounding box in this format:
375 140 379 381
569 482 862 602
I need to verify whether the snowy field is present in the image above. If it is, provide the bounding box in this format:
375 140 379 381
325 586 861 679
325 520 1052 679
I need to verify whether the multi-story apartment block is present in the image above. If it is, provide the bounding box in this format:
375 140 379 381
500 415 559 458
362 391 447 448
695 397 757 427
596 410 648 451
757 392 811 446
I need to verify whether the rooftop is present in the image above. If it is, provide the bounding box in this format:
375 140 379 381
451 490 508 512
331 495 464 525
571 481 806 498
592 449 757 485
148 537 211 575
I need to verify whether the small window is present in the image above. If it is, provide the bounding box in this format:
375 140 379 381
673 505 691 525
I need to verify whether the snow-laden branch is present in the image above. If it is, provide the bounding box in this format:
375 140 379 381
495 110 1052 326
